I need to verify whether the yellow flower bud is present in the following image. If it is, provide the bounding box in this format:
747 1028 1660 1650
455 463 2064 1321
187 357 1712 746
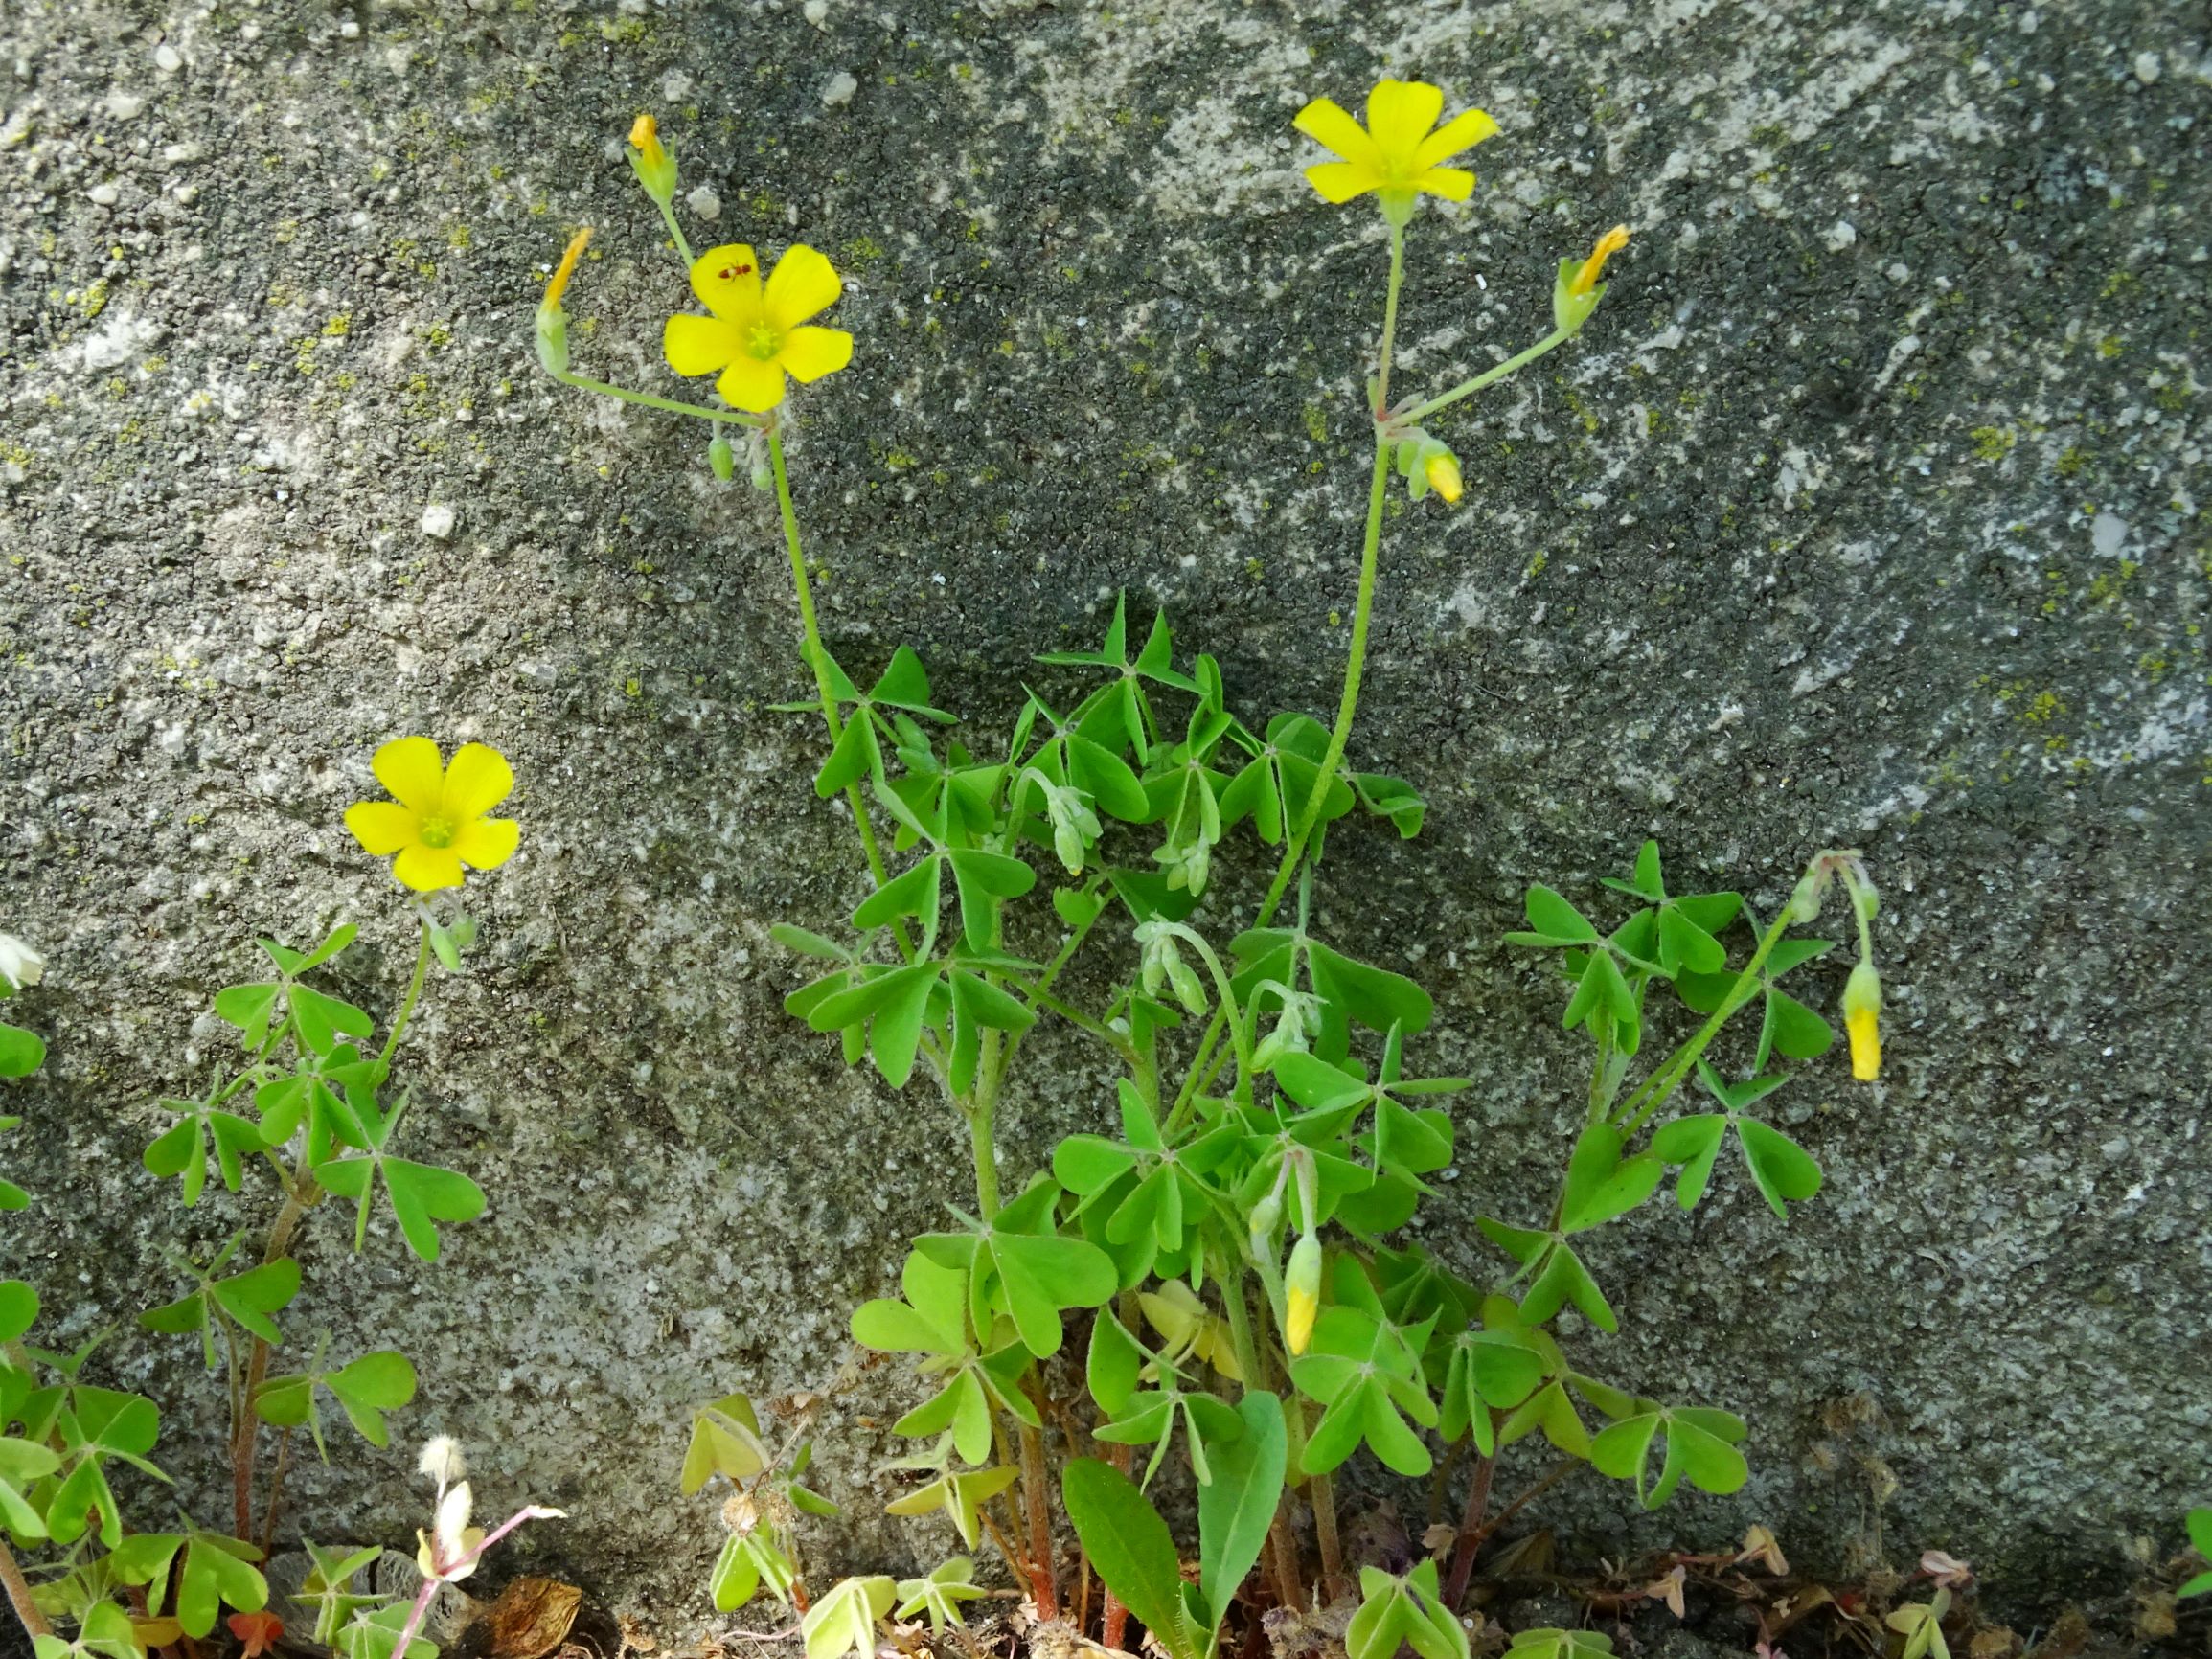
627 112 679 203
1285 1233 1322 1355
542 227 592 310
1842 959 1881 1082
1423 448 1463 504
1569 223 1630 297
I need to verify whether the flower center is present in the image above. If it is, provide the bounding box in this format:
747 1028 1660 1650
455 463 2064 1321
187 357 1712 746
419 814 458 849
746 322 783 361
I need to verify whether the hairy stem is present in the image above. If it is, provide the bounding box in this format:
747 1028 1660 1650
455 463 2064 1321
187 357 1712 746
1 1540 52 1639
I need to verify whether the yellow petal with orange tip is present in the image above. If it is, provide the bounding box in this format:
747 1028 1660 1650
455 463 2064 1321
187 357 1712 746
373 736 445 814
764 243 844 330
542 227 592 309
781 325 854 383
1570 224 1631 296
628 111 665 164
689 244 764 321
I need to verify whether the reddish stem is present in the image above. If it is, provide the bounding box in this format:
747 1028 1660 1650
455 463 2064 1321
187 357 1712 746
1445 1448 1495 1610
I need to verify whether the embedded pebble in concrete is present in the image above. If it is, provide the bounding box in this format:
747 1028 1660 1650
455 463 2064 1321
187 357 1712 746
0 0 2206 1639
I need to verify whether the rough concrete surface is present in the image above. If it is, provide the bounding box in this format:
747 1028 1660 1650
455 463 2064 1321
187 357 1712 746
3 0 2209 1637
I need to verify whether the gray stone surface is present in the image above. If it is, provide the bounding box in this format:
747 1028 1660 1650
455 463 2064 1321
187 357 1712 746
3 0 2208 1637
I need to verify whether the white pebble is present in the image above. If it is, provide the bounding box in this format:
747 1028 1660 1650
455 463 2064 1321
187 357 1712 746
661 71 693 102
1824 219 1858 252
421 504 456 540
686 185 721 221
804 0 828 21
104 91 146 120
88 183 120 206
2132 51 2160 83
821 70 857 106
154 44 183 72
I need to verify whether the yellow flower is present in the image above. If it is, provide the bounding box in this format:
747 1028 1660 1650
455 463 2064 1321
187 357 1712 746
1569 223 1630 297
1285 1233 1323 1355
1842 960 1881 1082
1293 80 1499 220
1423 448 1463 504
629 112 666 169
542 227 591 310
345 738 520 893
663 243 854 414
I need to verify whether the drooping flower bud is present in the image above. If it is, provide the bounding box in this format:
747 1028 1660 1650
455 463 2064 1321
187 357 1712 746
1285 1233 1323 1355
1842 959 1881 1082
1422 444 1463 504
708 427 736 483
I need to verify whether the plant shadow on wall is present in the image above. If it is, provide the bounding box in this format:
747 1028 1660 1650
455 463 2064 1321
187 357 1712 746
2 750 561 1659
536 80 1943 1659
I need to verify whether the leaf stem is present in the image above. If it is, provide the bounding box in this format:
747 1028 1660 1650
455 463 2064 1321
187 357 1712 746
546 365 740 425
1613 907 1793 1136
1396 327 1573 425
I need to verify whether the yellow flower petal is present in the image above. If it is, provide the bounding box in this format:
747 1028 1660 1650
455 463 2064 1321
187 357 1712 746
1412 106 1498 172
664 314 742 377
689 244 764 321
345 801 419 856
393 844 466 893
1304 161 1380 204
780 326 853 383
373 737 445 814
441 743 514 820
716 356 787 413
1412 165 1474 203
1292 97 1382 170
451 816 520 872
763 244 843 331
1365 79 1445 161
1846 1005 1881 1081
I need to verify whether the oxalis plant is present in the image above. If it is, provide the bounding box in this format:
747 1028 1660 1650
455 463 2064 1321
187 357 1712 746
1 744 536 1659
541 83 1894 1659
